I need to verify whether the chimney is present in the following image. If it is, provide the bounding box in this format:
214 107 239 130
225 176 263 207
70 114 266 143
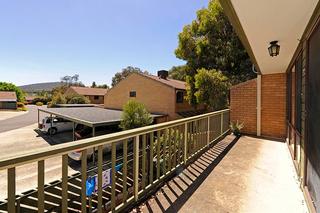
157 70 169 80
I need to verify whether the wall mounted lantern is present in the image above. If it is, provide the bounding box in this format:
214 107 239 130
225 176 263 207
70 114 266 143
268 41 280 57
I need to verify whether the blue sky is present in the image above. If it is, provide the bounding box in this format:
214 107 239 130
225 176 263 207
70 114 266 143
0 0 209 86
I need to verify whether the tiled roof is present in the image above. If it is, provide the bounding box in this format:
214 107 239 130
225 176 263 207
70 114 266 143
141 74 186 90
69 86 108 96
0 91 17 101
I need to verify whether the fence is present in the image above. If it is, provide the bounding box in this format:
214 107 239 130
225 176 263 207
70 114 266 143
0 109 230 213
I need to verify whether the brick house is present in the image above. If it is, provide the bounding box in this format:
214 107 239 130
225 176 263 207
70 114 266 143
64 86 107 104
221 0 320 211
104 71 199 121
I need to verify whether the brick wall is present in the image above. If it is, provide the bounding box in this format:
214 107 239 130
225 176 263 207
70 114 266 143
261 73 286 139
230 73 287 139
87 95 104 104
230 79 257 135
104 73 178 120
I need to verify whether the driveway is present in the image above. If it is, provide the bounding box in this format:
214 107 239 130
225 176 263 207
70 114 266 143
0 105 45 133
0 124 78 200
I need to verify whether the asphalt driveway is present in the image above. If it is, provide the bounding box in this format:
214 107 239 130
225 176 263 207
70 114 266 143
0 105 45 133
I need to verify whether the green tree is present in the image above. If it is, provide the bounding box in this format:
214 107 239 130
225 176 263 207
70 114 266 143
50 93 67 106
96 84 109 89
168 65 189 81
194 68 230 110
60 74 85 87
119 100 153 130
175 0 255 106
112 66 149 87
0 82 25 102
91 81 97 88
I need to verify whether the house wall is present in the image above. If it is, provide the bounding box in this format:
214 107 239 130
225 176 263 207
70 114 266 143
104 73 178 120
0 101 17 109
86 95 104 104
64 87 76 96
230 79 257 135
230 74 286 139
175 90 195 113
64 88 104 104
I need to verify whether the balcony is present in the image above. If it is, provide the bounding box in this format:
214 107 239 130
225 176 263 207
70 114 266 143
131 136 307 212
0 109 307 212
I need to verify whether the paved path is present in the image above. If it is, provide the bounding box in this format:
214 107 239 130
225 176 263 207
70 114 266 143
132 136 307 213
0 105 44 133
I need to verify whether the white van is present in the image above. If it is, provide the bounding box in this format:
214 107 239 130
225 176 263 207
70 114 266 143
39 116 73 135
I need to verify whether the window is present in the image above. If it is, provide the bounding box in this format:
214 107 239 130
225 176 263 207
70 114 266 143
129 91 136 97
176 91 184 103
94 96 99 100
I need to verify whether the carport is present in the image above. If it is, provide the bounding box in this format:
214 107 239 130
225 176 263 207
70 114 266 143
37 107 164 140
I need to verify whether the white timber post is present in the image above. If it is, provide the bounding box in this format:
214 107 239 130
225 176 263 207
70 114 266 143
257 75 262 136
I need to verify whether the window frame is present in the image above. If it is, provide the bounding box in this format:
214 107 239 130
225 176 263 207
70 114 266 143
176 90 184 103
129 91 136 97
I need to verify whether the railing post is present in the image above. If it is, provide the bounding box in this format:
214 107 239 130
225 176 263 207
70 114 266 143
8 167 16 213
97 145 103 213
38 160 45 213
134 135 139 201
184 122 187 164
220 112 224 134
61 154 68 213
111 143 116 211
207 116 210 146
81 150 87 213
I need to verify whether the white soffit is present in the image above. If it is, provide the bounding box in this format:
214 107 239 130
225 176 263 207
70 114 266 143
231 0 318 74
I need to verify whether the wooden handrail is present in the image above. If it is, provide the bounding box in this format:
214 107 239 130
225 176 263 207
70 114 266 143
0 109 229 170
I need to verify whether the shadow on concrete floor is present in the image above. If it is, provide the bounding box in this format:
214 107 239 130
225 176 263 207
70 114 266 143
133 135 238 213
34 129 73 145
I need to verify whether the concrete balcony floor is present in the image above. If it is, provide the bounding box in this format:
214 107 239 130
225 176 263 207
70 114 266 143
132 135 308 213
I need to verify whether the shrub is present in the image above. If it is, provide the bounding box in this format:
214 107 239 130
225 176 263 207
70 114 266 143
119 100 153 130
67 95 90 104
32 96 51 105
17 107 28 111
230 121 244 137
36 102 43 106
17 102 25 108
47 101 52 108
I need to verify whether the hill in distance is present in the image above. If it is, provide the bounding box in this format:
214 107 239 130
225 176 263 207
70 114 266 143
19 82 64 93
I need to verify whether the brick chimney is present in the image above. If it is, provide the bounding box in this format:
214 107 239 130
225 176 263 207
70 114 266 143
157 70 169 80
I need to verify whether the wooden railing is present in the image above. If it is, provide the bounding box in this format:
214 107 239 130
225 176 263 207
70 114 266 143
0 109 230 213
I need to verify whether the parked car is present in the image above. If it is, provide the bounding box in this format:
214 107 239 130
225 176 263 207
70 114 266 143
39 116 73 135
68 124 122 161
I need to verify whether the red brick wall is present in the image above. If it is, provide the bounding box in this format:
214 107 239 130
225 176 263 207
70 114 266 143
230 79 257 135
261 73 286 139
230 73 287 139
